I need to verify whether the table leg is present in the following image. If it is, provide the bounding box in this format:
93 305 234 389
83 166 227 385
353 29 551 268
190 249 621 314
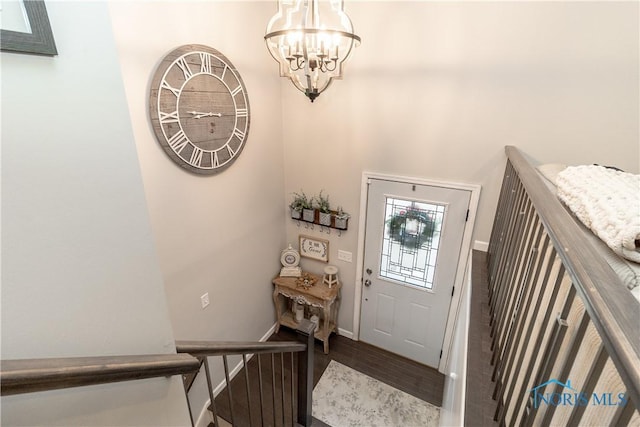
273 287 281 333
334 292 341 333
323 302 331 354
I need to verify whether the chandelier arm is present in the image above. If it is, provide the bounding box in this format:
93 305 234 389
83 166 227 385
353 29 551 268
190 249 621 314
323 60 337 72
289 56 306 72
264 29 361 44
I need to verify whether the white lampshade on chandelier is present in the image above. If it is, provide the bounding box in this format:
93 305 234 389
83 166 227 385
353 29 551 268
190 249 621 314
264 0 361 102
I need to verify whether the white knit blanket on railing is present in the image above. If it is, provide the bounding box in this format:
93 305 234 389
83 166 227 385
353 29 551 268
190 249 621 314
556 165 640 264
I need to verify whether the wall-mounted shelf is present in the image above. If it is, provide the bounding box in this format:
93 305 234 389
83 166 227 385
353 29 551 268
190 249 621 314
290 208 349 234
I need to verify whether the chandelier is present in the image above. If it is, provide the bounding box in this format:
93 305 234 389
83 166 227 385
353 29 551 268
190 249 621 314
264 0 361 102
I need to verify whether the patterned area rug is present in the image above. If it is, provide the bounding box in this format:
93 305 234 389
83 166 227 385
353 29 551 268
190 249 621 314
312 360 440 427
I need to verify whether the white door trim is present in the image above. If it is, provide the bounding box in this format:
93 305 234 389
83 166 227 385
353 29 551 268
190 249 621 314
353 171 481 373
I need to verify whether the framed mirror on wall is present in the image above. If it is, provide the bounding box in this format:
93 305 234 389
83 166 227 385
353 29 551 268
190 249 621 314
1 0 57 56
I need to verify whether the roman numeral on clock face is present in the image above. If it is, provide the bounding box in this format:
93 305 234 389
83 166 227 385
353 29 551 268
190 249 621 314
176 57 193 80
189 147 203 167
199 53 212 74
161 80 180 97
167 130 190 153
233 128 245 140
230 85 242 97
236 108 248 118
159 110 179 123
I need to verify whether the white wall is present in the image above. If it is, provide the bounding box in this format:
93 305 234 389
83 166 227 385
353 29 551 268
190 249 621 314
283 1 639 334
1 2 189 425
108 0 285 418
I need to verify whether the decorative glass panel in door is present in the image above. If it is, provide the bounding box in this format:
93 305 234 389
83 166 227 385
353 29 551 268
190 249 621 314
380 197 446 290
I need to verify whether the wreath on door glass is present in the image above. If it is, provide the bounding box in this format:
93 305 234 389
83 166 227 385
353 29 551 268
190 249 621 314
386 208 436 248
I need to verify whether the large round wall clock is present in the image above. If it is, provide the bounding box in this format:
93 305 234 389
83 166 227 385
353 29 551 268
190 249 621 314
149 44 250 175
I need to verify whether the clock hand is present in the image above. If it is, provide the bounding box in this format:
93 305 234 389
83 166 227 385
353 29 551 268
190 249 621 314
188 111 223 119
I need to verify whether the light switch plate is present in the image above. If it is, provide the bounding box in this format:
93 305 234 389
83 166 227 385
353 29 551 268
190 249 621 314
337 250 353 262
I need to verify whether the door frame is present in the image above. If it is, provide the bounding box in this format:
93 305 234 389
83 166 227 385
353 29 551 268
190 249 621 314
353 171 481 373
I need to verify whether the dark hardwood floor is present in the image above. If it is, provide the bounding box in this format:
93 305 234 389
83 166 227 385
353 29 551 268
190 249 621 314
272 328 445 406
212 326 445 426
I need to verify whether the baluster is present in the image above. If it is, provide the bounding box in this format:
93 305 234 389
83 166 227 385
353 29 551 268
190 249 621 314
509 251 566 424
271 354 277 427
280 353 286 426
258 354 266 427
222 355 235 426
243 354 253 427
182 375 195 427
202 357 220 427
493 245 539 405
566 345 608 426
610 397 635 426
297 319 315 427
540 308 589 427
523 286 576 427
290 352 295 426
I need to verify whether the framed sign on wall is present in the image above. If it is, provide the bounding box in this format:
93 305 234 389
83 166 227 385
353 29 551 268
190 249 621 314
299 235 329 263
0 1 57 56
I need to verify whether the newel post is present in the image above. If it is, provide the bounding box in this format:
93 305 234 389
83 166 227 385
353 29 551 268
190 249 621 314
296 319 315 427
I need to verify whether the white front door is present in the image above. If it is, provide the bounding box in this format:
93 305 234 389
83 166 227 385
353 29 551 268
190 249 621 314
360 178 471 367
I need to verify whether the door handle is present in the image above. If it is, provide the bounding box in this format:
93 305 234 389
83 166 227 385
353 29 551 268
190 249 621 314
364 279 372 287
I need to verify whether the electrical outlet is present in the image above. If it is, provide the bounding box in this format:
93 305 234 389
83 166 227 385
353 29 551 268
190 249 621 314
200 293 210 309
337 250 353 262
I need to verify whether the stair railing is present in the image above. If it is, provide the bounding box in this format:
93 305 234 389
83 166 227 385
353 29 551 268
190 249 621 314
1 353 201 423
176 319 315 427
487 146 640 425
0 353 200 396
1 321 315 427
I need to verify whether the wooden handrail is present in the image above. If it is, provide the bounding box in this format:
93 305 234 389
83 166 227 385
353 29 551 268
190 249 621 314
505 145 640 405
1 353 200 396
175 340 306 356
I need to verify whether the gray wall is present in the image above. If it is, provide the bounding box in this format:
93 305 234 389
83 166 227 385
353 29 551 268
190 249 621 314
1 2 190 425
108 1 286 419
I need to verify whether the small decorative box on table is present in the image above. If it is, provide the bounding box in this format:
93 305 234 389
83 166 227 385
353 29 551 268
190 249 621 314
272 272 341 354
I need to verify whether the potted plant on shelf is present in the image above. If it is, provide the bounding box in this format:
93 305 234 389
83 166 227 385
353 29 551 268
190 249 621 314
295 191 314 222
316 191 332 226
334 206 350 230
290 191 310 220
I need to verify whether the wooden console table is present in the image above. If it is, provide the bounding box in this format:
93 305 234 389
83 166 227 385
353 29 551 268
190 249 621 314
272 273 341 354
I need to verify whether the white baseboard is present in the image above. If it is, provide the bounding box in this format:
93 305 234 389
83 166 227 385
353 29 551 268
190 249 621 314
195 401 213 427
260 322 278 342
194 323 278 427
337 328 354 340
473 240 489 252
